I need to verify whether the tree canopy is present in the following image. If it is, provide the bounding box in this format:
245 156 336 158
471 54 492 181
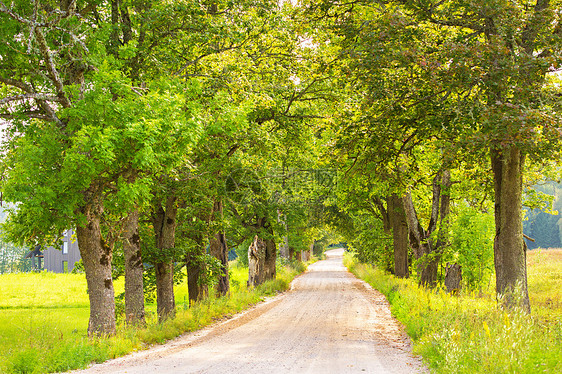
1 0 561 333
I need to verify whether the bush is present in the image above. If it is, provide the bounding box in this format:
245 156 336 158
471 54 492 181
447 204 495 290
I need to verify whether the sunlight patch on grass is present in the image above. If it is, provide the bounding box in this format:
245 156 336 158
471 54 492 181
0 272 125 309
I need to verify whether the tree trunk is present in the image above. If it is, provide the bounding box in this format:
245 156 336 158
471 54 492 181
209 200 229 296
404 169 451 288
247 217 276 287
264 238 277 281
186 246 208 303
123 209 145 325
373 197 394 274
152 196 177 321
248 235 267 287
209 232 230 296
185 210 211 304
76 202 116 336
403 192 427 265
301 242 314 262
388 194 409 278
491 147 530 312
278 210 289 259
155 262 174 320
418 248 439 287
444 263 462 294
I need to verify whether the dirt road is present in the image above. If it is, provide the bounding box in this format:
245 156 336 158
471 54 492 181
76 248 426 373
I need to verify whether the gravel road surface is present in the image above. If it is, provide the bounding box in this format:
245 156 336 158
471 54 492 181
74 248 427 373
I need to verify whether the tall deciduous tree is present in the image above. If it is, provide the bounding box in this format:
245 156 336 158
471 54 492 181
304 0 562 310
0 1 201 334
392 0 562 310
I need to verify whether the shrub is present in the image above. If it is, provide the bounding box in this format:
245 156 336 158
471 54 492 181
446 204 495 290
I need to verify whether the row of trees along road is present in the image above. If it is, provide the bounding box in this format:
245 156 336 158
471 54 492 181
0 0 561 335
300 0 562 312
0 0 330 336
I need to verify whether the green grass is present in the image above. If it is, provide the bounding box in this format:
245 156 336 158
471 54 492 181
344 251 562 374
1 272 90 309
0 261 307 373
527 248 562 323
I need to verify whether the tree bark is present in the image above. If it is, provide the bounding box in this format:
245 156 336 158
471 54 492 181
444 263 462 294
209 232 229 296
302 242 314 262
403 191 431 284
209 200 230 296
277 210 289 260
404 170 451 287
184 210 210 304
373 197 395 274
264 237 277 281
388 194 409 278
109 0 120 57
186 246 208 303
123 209 145 325
491 147 530 312
152 196 177 321
247 217 277 287
76 202 116 336
419 253 439 287
248 235 267 287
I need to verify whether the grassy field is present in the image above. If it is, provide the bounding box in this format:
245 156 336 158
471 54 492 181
527 248 562 323
345 248 562 374
0 261 306 373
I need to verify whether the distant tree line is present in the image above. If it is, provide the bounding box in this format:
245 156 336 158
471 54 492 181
0 206 29 274
524 183 562 250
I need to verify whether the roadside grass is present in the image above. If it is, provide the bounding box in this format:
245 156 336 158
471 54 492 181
344 250 562 374
0 261 307 373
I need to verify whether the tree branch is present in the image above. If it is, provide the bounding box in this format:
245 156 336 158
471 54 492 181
33 27 72 108
0 112 51 120
0 93 64 105
521 0 551 54
0 77 34 93
0 77 62 123
0 1 32 25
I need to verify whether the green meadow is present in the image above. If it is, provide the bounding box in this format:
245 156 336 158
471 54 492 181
345 249 562 374
0 262 305 373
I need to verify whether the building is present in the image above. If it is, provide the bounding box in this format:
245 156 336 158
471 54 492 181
42 230 81 273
